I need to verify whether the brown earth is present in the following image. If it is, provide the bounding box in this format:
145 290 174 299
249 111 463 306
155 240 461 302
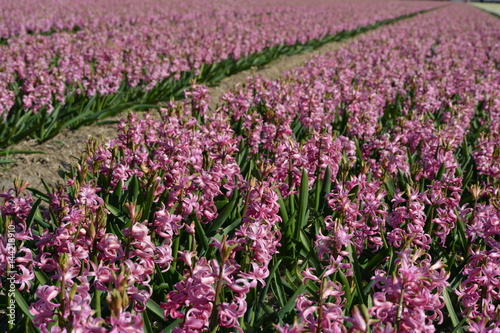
0 38 353 192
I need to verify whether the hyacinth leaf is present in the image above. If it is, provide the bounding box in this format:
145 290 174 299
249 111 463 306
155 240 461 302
256 258 283 322
313 175 322 211
450 316 469 333
260 303 276 315
146 298 165 321
288 190 295 222
436 162 447 181
2 113 40 147
194 216 209 254
348 183 360 199
321 166 332 208
14 290 34 320
34 270 48 286
140 183 157 223
454 211 469 258
237 150 250 174
272 267 288 310
0 149 44 156
347 243 367 306
106 214 125 239
39 106 63 141
206 190 239 236
47 208 59 229
283 208 298 255
443 287 463 332
85 102 137 123
55 110 101 136
461 163 475 188
127 175 140 205
214 197 229 210
24 198 42 229
361 247 391 276
299 229 313 254
384 177 396 197
221 217 243 236
104 203 128 226
142 311 154 333
162 319 182 332
277 190 289 224
40 178 52 195
296 169 309 234
277 284 307 322
112 177 124 200
338 270 353 310
386 246 396 277
32 215 52 232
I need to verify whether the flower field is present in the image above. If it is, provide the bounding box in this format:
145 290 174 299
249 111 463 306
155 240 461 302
1 1 500 333
0 0 439 147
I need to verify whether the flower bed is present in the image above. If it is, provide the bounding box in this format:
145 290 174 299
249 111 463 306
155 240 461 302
0 0 440 147
1 3 500 333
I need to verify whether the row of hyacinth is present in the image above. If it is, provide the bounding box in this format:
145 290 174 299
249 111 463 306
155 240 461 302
0 0 441 118
0 0 435 39
1 3 500 333
0 0 373 39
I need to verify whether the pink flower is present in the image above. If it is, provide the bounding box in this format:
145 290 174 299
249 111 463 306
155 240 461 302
109 312 143 333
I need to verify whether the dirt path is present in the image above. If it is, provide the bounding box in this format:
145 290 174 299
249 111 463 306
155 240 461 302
0 36 353 192
471 3 500 16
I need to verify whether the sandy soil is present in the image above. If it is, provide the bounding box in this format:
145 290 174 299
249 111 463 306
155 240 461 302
471 2 500 16
0 38 353 192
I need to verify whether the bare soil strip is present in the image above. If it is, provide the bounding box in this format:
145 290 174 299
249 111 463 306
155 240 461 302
471 3 500 17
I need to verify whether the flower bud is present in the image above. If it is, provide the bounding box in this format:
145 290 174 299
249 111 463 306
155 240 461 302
470 184 484 201
59 253 69 271
108 288 123 317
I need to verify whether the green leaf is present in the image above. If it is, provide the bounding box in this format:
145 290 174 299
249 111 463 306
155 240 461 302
142 310 154 333
162 319 182 332
296 169 309 235
0 149 44 156
443 287 463 333
24 198 41 229
338 270 353 311
194 215 209 254
221 217 242 235
362 247 390 276
272 266 287 310
127 175 140 204
385 177 395 197
259 259 282 303
277 190 289 225
450 316 468 333
348 184 360 199
348 243 367 306
207 191 239 235
104 203 128 225
27 187 50 201
140 181 157 222
15 290 34 320
436 162 446 180
146 298 165 321
299 229 312 253
277 284 307 321
40 178 52 195
34 270 48 286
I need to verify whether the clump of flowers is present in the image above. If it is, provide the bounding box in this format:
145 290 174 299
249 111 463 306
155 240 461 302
369 249 449 332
